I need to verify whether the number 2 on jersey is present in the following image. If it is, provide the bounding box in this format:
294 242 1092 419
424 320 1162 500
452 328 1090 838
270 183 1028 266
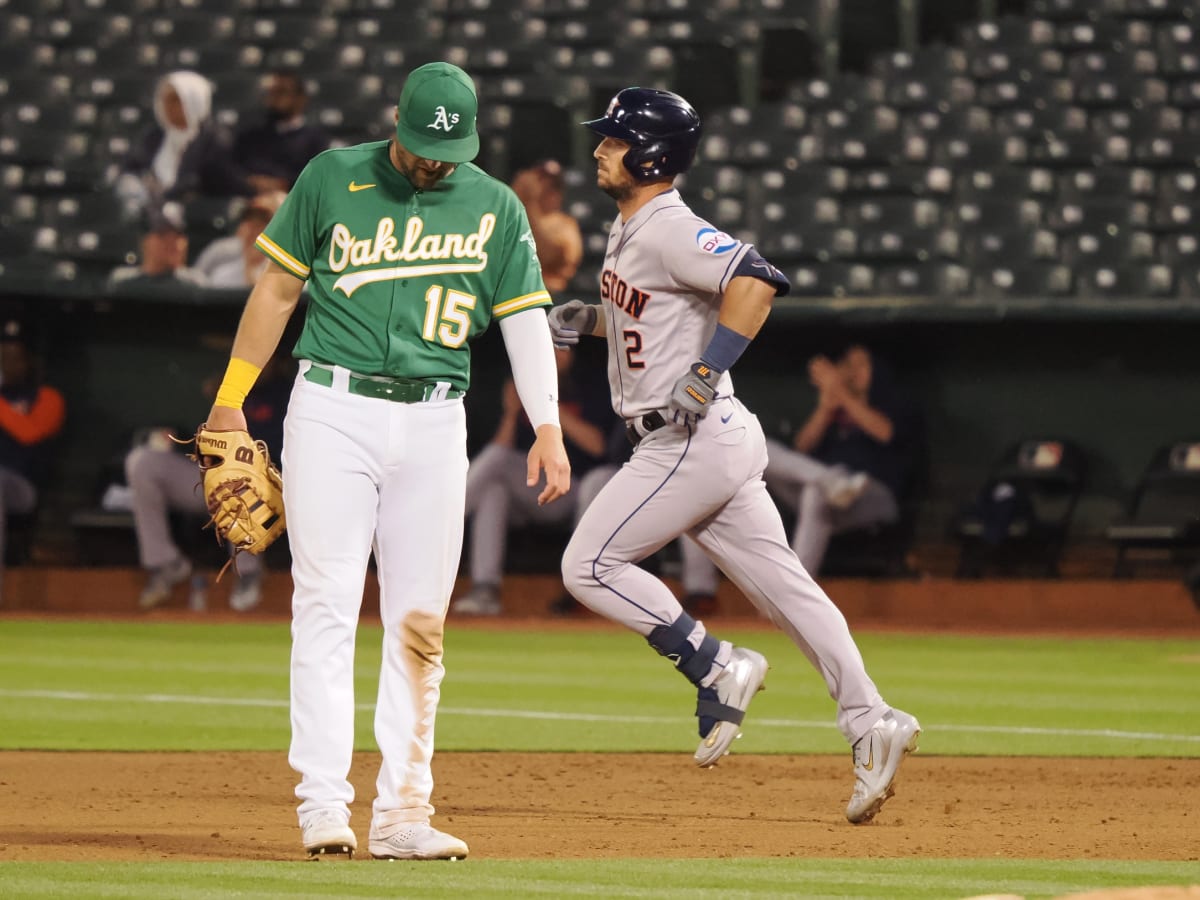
422 285 477 348
623 329 645 369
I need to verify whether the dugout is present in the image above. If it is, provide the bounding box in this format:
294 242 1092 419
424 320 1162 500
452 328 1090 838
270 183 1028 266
4 281 1200 578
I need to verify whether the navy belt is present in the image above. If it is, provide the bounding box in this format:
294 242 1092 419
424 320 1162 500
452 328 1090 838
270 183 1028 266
626 410 667 446
303 364 463 404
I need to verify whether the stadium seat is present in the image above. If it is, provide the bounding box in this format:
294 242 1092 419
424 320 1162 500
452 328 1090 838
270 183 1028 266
1107 440 1200 577
975 262 1074 298
237 14 338 47
955 167 1055 200
953 437 1088 577
1060 229 1155 267
786 262 875 297
875 262 971 295
845 165 953 197
1075 263 1175 298
755 226 858 262
138 11 237 44
1057 166 1156 200
992 105 1087 137
1157 233 1200 267
963 228 1059 266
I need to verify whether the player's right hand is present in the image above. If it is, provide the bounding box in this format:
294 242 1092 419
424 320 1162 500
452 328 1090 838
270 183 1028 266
547 300 598 348
528 424 571 505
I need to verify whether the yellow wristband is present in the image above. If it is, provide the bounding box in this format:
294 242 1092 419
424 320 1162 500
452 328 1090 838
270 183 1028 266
213 357 262 410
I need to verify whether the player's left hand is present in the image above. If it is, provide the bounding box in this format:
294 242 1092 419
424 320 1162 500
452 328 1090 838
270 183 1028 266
668 362 719 426
528 424 571 505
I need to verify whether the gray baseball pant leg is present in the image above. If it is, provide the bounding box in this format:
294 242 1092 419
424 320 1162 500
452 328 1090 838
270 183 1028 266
688 476 889 743
125 446 262 577
763 439 899 572
126 446 205 570
465 443 573 586
678 536 720 596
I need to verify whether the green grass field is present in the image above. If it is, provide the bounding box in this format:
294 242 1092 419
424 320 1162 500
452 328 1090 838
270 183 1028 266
0 618 1197 899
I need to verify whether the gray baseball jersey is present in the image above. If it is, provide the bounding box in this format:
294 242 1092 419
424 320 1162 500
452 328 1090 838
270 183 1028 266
599 190 744 419
562 187 893 745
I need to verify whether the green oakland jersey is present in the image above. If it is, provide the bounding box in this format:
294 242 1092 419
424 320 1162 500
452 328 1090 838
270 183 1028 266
256 140 550 391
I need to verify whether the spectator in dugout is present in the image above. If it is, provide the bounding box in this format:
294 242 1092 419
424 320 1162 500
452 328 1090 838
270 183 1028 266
232 70 331 196
0 320 66 600
452 347 614 616
129 351 293 613
193 191 287 289
509 159 583 295
112 71 243 217
107 202 207 288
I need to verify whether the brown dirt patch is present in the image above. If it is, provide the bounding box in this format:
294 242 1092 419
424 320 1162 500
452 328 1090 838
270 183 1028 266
1 751 1196 861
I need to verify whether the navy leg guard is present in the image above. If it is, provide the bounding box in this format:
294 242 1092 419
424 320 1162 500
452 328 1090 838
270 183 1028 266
647 612 720 687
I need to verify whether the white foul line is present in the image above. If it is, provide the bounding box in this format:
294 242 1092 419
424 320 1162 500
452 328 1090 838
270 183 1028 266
0 688 1197 745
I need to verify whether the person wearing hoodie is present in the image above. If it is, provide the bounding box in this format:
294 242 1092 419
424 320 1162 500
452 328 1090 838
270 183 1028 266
113 70 242 215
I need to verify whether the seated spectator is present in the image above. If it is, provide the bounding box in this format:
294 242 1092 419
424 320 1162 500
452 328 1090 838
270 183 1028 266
0 321 66 600
193 191 286 289
107 202 207 288
112 70 242 217
510 159 583 295
765 344 922 574
130 352 293 612
452 347 613 616
232 70 331 196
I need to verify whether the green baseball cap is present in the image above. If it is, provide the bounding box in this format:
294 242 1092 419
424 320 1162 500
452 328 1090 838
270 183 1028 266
395 62 479 163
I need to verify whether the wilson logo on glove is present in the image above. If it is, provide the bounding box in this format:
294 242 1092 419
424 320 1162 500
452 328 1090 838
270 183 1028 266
182 426 287 574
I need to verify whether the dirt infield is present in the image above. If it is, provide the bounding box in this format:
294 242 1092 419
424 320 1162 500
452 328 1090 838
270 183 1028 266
1 751 1197 862
3 573 1197 867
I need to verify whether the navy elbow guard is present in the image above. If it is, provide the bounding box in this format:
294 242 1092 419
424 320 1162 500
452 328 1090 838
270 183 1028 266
734 247 790 296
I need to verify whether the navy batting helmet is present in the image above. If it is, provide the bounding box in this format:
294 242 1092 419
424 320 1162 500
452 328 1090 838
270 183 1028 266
583 87 702 181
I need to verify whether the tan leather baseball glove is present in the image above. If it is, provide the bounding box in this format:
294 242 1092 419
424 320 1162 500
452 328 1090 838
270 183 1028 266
187 425 286 558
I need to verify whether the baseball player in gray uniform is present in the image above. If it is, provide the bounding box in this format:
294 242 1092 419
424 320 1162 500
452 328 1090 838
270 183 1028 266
551 88 921 824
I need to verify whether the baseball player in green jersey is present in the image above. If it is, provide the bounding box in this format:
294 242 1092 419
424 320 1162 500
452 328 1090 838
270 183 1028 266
203 62 571 860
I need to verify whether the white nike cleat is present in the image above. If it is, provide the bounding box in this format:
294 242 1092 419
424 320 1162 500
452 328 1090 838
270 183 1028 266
846 709 921 824
693 647 769 768
301 808 357 859
369 821 469 860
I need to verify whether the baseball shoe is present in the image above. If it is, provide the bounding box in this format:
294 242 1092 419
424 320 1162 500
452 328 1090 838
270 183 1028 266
228 571 263 612
138 557 192 610
369 821 469 861
845 709 921 824
824 471 869 510
694 647 769 767
301 808 357 859
451 584 500 616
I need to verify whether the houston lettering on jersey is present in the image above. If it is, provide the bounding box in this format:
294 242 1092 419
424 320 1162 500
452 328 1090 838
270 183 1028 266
600 269 650 319
329 213 497 297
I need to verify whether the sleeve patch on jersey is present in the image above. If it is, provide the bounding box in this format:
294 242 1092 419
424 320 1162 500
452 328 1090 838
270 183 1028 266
695 227 739 255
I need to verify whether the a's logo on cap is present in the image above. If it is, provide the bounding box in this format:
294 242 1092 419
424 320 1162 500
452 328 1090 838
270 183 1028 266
428 105 461 132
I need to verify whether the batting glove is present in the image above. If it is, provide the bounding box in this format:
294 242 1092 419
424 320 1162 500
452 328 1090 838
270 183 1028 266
668 362 719 426
547 300 598 348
